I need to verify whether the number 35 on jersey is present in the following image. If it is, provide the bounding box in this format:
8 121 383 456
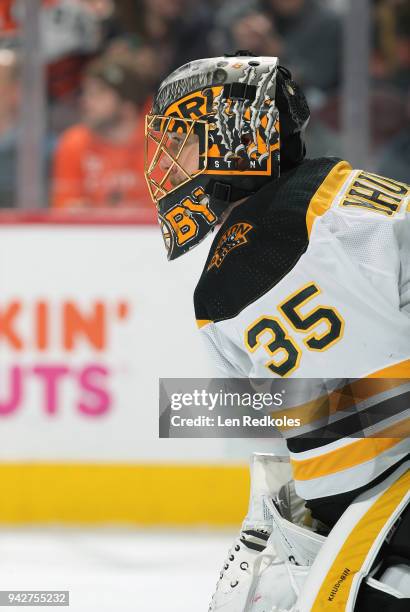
245 282 344 377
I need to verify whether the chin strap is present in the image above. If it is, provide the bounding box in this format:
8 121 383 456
206 180 255 204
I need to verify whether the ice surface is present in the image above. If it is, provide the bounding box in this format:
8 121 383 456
0 528 235 612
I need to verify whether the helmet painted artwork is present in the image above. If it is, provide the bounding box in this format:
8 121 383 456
144 51 310 260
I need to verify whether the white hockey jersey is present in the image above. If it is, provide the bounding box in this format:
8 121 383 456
194 158 410 500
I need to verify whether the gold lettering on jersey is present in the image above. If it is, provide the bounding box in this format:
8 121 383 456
207 222 253 271
340 171 409 216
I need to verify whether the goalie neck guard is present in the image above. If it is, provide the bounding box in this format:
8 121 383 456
144 51 310 260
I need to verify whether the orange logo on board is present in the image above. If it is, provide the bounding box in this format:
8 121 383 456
207 222 253 271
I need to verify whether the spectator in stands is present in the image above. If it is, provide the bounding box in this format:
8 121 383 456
51 55 150 209
230 10 281 57
104 39 161 98
133 0 214 80
0 0 18 39
215 0 342 95
0 49 20 208
265 0 343 93
43 0 104 134
78 0 126 50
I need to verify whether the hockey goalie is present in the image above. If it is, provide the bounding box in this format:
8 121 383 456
144 52 410 611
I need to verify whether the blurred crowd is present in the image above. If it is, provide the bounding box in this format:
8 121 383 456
0 0 408 209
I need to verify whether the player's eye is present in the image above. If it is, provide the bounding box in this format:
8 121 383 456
169 134 183 144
